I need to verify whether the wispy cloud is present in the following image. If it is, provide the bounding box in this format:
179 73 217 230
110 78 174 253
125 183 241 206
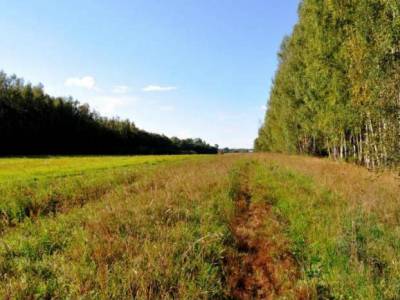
261 105 267 111
64 76 96 90
142 85 177 92
112 85 130 94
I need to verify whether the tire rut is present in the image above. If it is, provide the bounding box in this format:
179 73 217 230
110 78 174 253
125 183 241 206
225 163 308 299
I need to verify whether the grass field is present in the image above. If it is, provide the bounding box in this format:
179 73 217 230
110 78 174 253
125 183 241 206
0 155 198 232
1 154 400 299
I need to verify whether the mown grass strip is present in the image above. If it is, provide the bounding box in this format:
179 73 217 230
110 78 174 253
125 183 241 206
0 155 199 232
0 155 197 183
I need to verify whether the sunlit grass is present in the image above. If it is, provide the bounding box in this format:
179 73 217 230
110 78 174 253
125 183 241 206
251 156 400 298
0 155 236 299
0 155 197 183
1 153 400 298
0 155 203 232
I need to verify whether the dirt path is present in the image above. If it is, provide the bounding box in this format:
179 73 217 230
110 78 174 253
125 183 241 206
225 164 308 299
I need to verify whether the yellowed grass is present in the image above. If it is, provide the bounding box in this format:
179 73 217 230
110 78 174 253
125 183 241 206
1 155 239 299
2 153 400 298
253 153 400 225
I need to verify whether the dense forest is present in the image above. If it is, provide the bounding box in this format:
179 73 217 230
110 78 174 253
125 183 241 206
0 72 217 155
255 0 400 169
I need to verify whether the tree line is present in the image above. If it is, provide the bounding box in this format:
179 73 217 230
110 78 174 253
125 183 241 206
255 0 400 169
0 72 217 155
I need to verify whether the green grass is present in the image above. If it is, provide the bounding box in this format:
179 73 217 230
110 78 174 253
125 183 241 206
1 153 400 298
0 155 196 183
0 155 237 299
250 161 400 299
0 155 199 232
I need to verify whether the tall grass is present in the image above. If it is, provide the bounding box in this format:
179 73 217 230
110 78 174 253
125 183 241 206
0 156 237 299
2 153 400 298
251 158 400 298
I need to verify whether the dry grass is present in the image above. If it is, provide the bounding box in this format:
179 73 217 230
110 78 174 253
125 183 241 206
0 155 197 232
2 153 400 299
0 155 238 299
251 153 400 298
253 153 400 225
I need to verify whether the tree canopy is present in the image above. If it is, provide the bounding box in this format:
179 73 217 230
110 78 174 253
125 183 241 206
255 0 400 169
0 72 217 155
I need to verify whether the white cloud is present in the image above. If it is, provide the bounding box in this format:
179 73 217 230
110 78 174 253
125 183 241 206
65 76 96 90
112 85 130 94
142 85 177 92
261 105 267 111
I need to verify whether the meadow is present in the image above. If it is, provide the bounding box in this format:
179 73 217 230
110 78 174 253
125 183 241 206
1 154 400 299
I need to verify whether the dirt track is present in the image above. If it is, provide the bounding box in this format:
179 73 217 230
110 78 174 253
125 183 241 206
225 166 307 299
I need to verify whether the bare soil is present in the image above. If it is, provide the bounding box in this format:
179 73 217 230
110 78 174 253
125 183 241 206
225 170 308 299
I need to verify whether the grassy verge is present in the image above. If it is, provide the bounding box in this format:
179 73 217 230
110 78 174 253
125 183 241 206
251 160 400 299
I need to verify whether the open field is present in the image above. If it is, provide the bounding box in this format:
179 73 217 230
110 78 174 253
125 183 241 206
0 155 199 232
0 155 199 182
1 154 400 299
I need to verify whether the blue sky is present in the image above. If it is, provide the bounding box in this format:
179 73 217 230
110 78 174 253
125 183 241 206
0 0 299 148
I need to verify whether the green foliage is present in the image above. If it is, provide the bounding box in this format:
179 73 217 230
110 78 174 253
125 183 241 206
0 72 217 155
256 0 400 168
